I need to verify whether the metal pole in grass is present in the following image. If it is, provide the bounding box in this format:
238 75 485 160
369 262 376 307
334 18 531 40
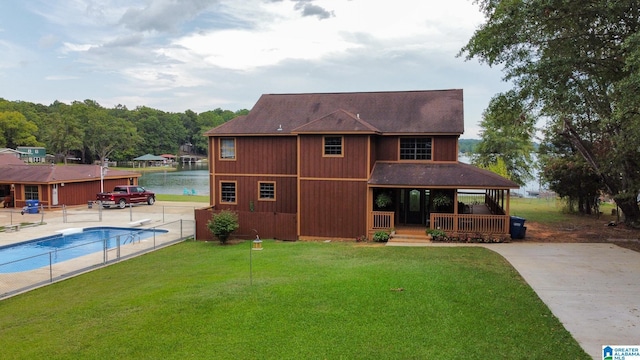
250 231 263 286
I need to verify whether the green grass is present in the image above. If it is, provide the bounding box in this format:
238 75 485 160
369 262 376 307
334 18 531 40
0 241 589 359
510 197 617 226
156 194 209 202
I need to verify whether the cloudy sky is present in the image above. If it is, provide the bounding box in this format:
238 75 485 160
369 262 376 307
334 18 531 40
0 0 511 138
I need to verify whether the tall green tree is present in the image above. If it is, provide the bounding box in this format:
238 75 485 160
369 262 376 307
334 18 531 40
472 91 536 186
80 102 141 163
44 102 85 163
460 0 640 225
539 124 604 214
0 111 42 148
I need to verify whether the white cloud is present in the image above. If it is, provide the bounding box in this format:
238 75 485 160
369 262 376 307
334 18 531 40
0 0 508 137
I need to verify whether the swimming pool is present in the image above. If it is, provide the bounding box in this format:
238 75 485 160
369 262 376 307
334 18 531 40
0 227 168 273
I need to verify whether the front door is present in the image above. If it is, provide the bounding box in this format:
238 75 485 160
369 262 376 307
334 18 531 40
403 189 424 225
52 184 59 206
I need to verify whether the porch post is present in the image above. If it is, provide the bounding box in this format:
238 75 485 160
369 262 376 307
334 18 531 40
505 189 511 233
453 190 458 232
366 186 373 237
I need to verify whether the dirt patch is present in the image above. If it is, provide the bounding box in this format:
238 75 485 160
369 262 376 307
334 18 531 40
514 213 640 252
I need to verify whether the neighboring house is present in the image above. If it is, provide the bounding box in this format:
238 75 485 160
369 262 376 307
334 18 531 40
0 148 26 159
16 146 46 163
196 89 519 241
0 158 141 209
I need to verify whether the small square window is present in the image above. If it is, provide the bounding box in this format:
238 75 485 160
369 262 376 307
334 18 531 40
220 182 236 203
25 185 39 201
259 182 276 201
220 138 236 160
324 136 342 156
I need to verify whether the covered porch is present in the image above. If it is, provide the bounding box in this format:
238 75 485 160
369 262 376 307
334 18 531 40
366 162 519 239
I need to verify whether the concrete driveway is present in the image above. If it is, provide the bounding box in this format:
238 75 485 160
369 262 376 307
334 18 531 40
486 243 640 360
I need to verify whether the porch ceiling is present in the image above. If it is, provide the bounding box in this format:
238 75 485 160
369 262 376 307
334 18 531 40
368 162 519 189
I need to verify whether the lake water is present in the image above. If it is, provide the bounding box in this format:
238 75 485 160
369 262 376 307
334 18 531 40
458 154 543 197
138 166 209 196
140 158 543 197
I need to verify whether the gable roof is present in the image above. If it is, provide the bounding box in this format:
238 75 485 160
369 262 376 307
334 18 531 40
0 164 140 183
369 162 519 189
133 154 167 161
205 89 463 136
292 109 381 134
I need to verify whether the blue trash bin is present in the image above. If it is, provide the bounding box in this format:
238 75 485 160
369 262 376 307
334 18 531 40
26 199 39 214
509 216 526 239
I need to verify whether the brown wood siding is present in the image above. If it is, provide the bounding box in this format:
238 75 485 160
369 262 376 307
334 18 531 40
374 135 458 162
214 175 297 214
299 135 369 179
369 135 376 173
214 136 298 175
299 179 367 239
7 178 132 209
195 208 297 241
374 136 399 161
432 136 458 161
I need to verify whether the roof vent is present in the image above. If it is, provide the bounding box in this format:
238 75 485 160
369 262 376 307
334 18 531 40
357 113 360 119
277 124 283 131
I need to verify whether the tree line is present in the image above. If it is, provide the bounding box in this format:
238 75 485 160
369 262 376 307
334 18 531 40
0 98 248 164
461 0 640 225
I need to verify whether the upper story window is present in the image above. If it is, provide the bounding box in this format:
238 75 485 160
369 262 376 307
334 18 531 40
400 138 432 160
219 138 236 160
324 136 343 156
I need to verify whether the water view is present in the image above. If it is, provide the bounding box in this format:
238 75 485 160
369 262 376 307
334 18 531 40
138 164 209 195
458 154 543 197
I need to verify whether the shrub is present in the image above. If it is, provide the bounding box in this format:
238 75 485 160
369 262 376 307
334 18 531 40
426 229 447 241
207 210 240 244
373 231 390 242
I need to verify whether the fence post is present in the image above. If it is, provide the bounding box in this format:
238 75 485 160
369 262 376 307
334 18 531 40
116 235 121 260
49 252 53 283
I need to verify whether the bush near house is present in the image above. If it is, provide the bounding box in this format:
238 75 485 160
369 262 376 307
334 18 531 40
207 210 239 244
373 230 390 242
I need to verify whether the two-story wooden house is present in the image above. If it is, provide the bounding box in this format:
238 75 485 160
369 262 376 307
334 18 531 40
198 89 518 241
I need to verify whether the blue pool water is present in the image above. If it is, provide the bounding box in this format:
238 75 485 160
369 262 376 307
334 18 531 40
0 227 168 273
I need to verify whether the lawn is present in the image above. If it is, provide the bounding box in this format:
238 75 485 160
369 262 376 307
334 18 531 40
0 241 589 359
509 196 617 225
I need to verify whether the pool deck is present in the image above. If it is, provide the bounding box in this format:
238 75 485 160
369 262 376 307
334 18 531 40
0 201 204 246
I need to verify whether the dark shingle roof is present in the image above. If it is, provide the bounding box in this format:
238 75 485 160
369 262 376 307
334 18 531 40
292 109 381 134
369 162 519 189
0 164 140 183
205 89 463 136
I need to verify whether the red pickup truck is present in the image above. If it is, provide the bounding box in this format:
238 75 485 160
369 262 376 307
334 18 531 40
96 185 156 209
